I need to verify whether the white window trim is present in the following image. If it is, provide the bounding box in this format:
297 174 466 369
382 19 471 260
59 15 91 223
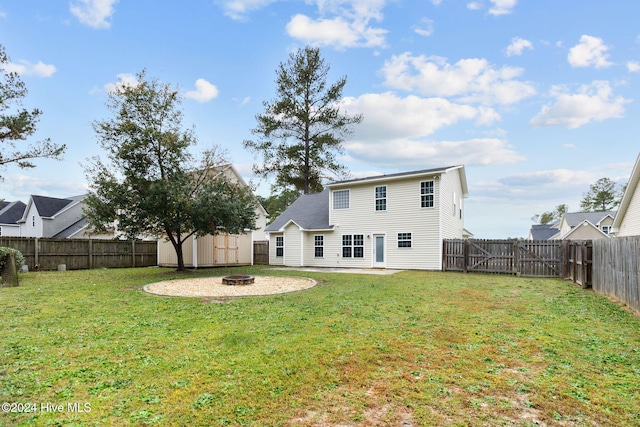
420 180 435 209
333 189 350 210
275 235 284 258
314 234 324 258
375 185 387 212
398 232 413 249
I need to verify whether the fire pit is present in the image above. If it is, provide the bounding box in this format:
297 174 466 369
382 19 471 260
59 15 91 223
222 275 255 286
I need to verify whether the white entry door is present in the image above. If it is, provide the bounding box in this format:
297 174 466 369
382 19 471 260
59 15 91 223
373 234 386 268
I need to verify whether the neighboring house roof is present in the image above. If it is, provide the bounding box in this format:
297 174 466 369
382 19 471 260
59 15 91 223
529 223 559 240
265 189 332 232
0 201 27 225
562 211 616 228
612 152 640 233
327 165 469 197
18 194 86 223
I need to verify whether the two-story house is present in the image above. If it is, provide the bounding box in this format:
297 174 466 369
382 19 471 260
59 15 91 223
17 194 90 238
265 165 468 270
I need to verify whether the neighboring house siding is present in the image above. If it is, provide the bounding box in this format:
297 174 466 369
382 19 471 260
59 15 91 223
43 202 85 237
21 203 43 237
618 185 640 236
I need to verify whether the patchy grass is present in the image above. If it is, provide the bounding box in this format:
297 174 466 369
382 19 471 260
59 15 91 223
1 266 639 426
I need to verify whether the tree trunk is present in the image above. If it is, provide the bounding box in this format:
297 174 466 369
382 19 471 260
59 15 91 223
174 240 186 272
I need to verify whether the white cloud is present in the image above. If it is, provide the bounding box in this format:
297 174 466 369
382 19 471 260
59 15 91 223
414 18 434 37
530 81 629 129
568 35 613 69
488 0 517 16
381 53 536 105
499 169 595 189
342 92 493 141
219 0 276 20
627 61 640 72
506 37 533 56
70 0 118 29
102 73 138 93
467 2 482 11
4 60 56 77
286 1 388 49
184 79 219 103
335 91 520 168
345 137 523 169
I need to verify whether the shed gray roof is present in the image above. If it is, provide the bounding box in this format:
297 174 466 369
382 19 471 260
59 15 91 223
564 211 616 227
0 201 27 225
265 189 332 232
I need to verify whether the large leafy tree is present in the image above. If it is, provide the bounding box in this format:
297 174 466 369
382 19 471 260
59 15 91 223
0 44 65 180
580 177 622 212
243 46 363 194
84 70 257 271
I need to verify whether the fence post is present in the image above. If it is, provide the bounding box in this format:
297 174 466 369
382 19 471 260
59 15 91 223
513 240 520 276
463 239 469 273
132 240 136 268
88 239 93 269
34 238 39 270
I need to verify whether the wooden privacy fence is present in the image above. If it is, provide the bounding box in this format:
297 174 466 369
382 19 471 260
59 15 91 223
443 239 591 284
0 237 157 271
592 236 640 314
443 239 564 277
253 240 269 265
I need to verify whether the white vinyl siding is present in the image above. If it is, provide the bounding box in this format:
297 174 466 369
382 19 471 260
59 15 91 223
618 181 640 236
330 175 443 269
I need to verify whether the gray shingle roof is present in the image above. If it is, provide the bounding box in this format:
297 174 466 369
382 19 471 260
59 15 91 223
564 211 616 227
265 189 332 232
529 224 559 240
328 165 460 186
0 201 27 224
31 194 86 218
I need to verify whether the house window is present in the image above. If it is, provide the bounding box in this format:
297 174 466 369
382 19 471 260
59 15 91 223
398 233 412 248
333 190 350 210
275 236 284 257
314 235 324 258
601 225 611 235
342 234 364 258
375 186 387 211
32 215 35 227
421 181 434 208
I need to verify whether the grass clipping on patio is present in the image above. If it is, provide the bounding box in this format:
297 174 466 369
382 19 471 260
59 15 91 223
1 266 639 426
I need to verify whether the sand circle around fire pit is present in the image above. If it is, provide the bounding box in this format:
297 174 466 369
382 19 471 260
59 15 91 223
143 275 317 298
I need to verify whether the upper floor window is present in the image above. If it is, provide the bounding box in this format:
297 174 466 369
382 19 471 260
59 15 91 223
420 181 434 208
375 186 387 211
601 225 611 235
333 190 350 210
32 215 35 227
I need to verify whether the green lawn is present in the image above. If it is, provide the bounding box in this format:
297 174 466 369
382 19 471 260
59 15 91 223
1 266 639 426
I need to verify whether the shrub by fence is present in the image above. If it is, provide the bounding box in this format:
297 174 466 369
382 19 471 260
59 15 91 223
0 237 157 271
592 236 640 314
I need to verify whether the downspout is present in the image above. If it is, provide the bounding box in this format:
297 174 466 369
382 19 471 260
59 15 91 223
437 175 443 270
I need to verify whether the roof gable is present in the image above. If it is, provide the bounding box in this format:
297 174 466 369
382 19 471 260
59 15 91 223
563 211 616 227
265 189 332 232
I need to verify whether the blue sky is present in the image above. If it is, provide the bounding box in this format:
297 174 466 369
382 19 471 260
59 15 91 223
1 0 639 238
